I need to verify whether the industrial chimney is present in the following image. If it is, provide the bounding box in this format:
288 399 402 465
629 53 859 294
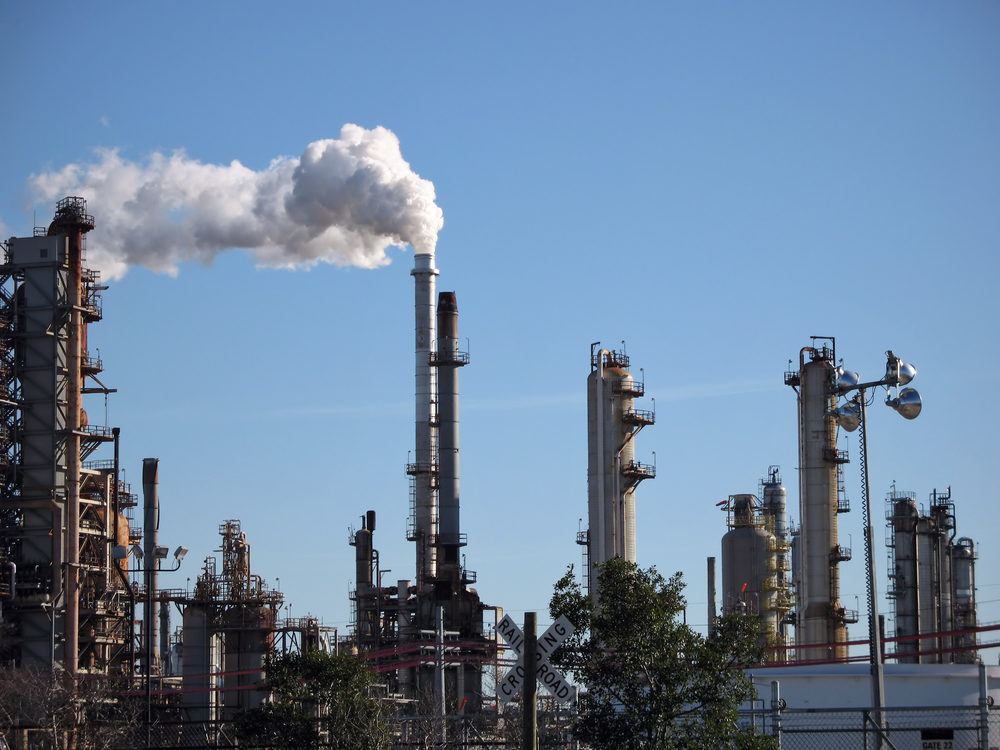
434 291 468 583
409 253 439 588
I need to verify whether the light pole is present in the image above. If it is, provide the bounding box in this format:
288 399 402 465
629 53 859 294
123 544 186 748
832 351 922 749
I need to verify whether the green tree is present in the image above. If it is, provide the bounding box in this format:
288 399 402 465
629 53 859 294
235 650 389 749
549 558 776 750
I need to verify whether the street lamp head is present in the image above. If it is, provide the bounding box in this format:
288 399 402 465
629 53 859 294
887 387 922 420
885 351 917 387
834 397 862 432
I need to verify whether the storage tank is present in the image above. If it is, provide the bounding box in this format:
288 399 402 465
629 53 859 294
221 604 274 718
182 604 217 722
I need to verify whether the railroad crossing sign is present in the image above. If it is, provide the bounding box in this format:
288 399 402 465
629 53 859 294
496 613 577 704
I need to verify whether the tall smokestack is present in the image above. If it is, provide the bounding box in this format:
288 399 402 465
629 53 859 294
411 254 439 586
142 458 160 671
436 291 467 574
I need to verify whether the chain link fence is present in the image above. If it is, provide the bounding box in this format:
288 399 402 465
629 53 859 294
2 705 997 748
740 704 999 750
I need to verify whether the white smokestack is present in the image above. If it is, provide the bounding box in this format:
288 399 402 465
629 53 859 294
27 124 443 280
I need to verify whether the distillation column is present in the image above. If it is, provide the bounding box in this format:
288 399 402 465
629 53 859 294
761 467 793 654
888 487 978 664
952 537 977 663
888 490 920 663
787 342 849 661
586 345 654 598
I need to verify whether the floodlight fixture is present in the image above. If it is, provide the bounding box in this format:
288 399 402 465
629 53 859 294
835 366 860 394
885 351 917 387
835 398 862 432
887 387 922 420
174 546 189 562
154 546 169 560
111 545 128 560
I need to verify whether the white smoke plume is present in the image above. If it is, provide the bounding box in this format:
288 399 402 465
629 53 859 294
28 124 444 280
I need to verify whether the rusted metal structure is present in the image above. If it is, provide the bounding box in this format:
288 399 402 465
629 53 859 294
174 520 284 721
0 198 136 676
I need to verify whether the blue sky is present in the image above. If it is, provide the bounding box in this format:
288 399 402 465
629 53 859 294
2 3 998 662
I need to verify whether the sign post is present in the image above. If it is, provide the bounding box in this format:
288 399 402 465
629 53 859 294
523 612 537 750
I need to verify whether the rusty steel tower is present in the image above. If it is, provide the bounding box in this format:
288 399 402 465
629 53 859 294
0 198 135 675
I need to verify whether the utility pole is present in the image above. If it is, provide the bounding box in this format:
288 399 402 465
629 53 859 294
522 612 537 750
436 606 446 746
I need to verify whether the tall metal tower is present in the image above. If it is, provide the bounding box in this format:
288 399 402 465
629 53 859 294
0 198 133 675
785 339 855 661
583 344 655 598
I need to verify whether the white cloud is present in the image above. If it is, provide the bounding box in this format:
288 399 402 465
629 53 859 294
29 124 444 280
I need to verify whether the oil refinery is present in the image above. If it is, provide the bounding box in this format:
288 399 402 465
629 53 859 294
0 199 996 746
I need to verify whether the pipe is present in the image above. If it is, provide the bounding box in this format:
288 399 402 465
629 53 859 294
591 347 609 599
65 224 83 676
771 680 783 748
159 599 171 672
979 663 990 750
707 557 716 636
112 428 120 546
1 561 14 622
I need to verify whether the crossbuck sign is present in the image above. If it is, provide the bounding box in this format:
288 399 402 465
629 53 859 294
496 613 577 704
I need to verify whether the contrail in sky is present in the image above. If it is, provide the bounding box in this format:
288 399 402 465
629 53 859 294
27 124 443 280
